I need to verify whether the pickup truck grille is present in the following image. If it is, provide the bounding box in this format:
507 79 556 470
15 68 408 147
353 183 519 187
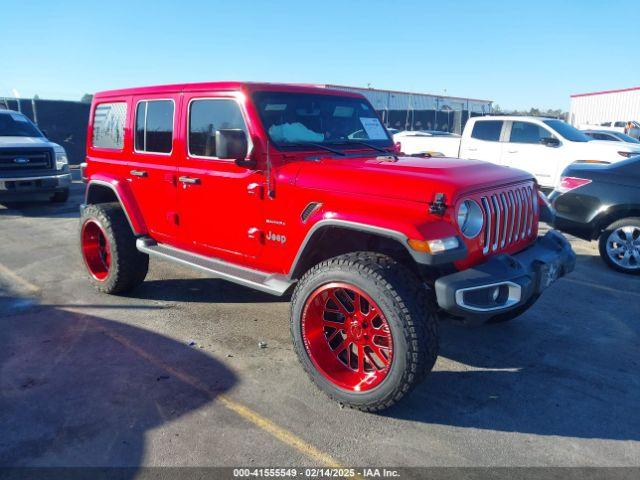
480 183 537 255
0 149 53 172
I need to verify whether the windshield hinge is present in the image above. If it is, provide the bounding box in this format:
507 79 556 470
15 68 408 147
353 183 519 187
429 193 447 216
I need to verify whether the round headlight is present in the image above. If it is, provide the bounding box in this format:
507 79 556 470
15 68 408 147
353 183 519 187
457 200 483 238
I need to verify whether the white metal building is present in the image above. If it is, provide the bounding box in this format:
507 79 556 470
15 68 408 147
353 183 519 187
317 84 493 134
569 86 640 127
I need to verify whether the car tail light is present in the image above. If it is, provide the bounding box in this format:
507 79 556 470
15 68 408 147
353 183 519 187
557 176 592 194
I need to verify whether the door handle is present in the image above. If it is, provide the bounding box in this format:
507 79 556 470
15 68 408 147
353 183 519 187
178 176 200 185
130 169 148 177
467 147 477 152
507 150 518 153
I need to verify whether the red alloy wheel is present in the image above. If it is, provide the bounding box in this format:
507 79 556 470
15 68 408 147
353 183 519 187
81 220 111 281
301 282 394 392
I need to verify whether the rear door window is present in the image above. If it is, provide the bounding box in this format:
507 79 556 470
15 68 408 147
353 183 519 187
592 133 614 141
470 121 503 141
92 102 127 150
135 100 174 154
509 121 553 144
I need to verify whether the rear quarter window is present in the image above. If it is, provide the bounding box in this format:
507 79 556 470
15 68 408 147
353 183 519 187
92 102 127 150
471 120 503 141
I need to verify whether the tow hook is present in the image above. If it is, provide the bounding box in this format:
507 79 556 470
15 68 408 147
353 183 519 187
429 193 447 216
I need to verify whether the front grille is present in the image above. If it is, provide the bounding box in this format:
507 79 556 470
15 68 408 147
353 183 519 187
0 149 53 172
480 183 537 255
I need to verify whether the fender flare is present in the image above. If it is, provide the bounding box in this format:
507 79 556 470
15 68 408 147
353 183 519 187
591 204 640 238
85 177 147 235
287 219 466 278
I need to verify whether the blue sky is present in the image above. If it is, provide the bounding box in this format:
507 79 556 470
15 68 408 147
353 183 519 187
2 0 638 110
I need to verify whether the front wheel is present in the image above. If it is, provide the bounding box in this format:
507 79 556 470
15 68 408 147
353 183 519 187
598 218 640 274
290 252 438 412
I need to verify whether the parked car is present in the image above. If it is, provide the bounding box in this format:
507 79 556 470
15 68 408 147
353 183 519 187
393 130 460 157
0 109 71 203
401 115 640 191
80 82 575 411
582 129 640 144
580 121 640 139
550 157 640 274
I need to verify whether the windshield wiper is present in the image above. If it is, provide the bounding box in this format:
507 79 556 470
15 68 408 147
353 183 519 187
328 140 393 156
287 142 346 156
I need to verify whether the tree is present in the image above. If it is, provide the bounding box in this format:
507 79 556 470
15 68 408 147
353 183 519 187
80 93 93 104
500 107 568 120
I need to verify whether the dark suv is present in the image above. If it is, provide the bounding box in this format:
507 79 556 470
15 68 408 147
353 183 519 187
550 157 640 274
0 109 71 203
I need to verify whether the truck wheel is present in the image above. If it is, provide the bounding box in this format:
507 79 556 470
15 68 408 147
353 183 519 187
79 203 149 294
290 252 438 412
598 217 640 274
50 189 69 203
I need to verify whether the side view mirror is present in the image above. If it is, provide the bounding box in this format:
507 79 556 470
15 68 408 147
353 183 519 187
541 137 560 147
215 129 254 168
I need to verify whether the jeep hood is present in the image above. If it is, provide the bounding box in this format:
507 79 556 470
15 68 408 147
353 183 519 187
295 155 533 204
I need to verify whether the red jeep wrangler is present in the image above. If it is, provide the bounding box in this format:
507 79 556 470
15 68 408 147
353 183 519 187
80 82 575 411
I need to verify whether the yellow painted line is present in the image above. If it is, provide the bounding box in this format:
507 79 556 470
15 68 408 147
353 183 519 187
0 260 347 469
0 262 40 294
96 322 344 468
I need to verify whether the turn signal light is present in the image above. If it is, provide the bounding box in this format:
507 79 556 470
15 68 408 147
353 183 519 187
557 176 592 194
574 160 609 165
408 236 459 254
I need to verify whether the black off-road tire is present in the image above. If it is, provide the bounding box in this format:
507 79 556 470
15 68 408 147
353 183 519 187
50 188 70 203
80 203 149 294
598 217 640 275
290 252 438 412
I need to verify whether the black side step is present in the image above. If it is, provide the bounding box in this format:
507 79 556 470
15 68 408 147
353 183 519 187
136 237 293 296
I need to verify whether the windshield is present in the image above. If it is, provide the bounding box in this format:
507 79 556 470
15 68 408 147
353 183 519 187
542 119 590 142
0 111 43 137
613 132 640 144
252 91 393 151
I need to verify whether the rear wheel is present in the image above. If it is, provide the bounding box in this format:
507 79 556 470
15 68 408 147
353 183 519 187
80 203 149 293
598 218 640 274
290 252 438 412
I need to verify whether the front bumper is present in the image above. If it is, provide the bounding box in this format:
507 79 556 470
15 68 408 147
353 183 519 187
0 173 71 200
435 230 575 321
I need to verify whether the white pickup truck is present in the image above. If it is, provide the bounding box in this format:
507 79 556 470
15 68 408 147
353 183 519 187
394 116 640 190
